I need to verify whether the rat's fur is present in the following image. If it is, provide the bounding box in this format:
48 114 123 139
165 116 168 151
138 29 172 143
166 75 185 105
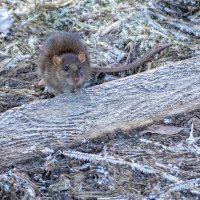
38 31 91 95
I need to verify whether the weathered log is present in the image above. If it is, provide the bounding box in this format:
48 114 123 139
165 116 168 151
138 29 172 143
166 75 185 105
0 56 200 169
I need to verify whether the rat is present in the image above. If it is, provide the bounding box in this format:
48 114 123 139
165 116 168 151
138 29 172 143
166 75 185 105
37 31 172 96
37 31 91 96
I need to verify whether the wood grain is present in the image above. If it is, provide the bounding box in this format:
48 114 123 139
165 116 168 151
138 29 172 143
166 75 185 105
1 56 200 169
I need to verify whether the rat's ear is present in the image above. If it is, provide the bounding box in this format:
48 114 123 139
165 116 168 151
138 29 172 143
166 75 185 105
78 52 85 63
53 55 63 66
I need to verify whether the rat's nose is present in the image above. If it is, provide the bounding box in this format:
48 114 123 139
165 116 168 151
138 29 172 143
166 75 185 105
73 76 80 83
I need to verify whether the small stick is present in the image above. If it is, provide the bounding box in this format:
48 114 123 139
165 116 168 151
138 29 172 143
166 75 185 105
92 43 173 73
125 43 136 65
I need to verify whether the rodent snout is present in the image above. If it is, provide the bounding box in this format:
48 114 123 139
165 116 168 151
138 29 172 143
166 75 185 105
72 75 80 84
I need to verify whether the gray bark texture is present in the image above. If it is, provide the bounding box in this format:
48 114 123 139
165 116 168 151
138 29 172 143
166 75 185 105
0 56 200 169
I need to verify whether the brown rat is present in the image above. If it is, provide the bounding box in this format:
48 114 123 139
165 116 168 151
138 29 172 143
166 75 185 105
37 31 90 96
38 31 172 96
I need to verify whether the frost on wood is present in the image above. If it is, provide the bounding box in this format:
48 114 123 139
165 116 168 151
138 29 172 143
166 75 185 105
0 55 200 169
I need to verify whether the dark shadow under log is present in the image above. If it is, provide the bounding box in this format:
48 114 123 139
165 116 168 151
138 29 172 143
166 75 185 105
0 56 200 169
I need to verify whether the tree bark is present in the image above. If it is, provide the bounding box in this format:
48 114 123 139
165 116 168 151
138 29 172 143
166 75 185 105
1 56 200 169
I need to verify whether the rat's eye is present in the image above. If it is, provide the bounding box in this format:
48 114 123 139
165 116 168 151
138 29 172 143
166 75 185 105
77 65 81 70
64 65 69 71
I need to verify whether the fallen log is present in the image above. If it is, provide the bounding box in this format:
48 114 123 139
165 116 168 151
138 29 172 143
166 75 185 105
0 55 200 169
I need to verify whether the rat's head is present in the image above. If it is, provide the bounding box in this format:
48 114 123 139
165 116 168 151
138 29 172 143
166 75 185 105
52 52 90 87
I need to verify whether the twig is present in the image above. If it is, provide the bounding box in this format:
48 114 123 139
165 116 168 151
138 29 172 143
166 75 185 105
147 6 200 37
155 178 200 199
125 43 137 65
11 170 40 194
186 121 195 144
0 55 11 61
91 43 173 73
62 150 180 183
